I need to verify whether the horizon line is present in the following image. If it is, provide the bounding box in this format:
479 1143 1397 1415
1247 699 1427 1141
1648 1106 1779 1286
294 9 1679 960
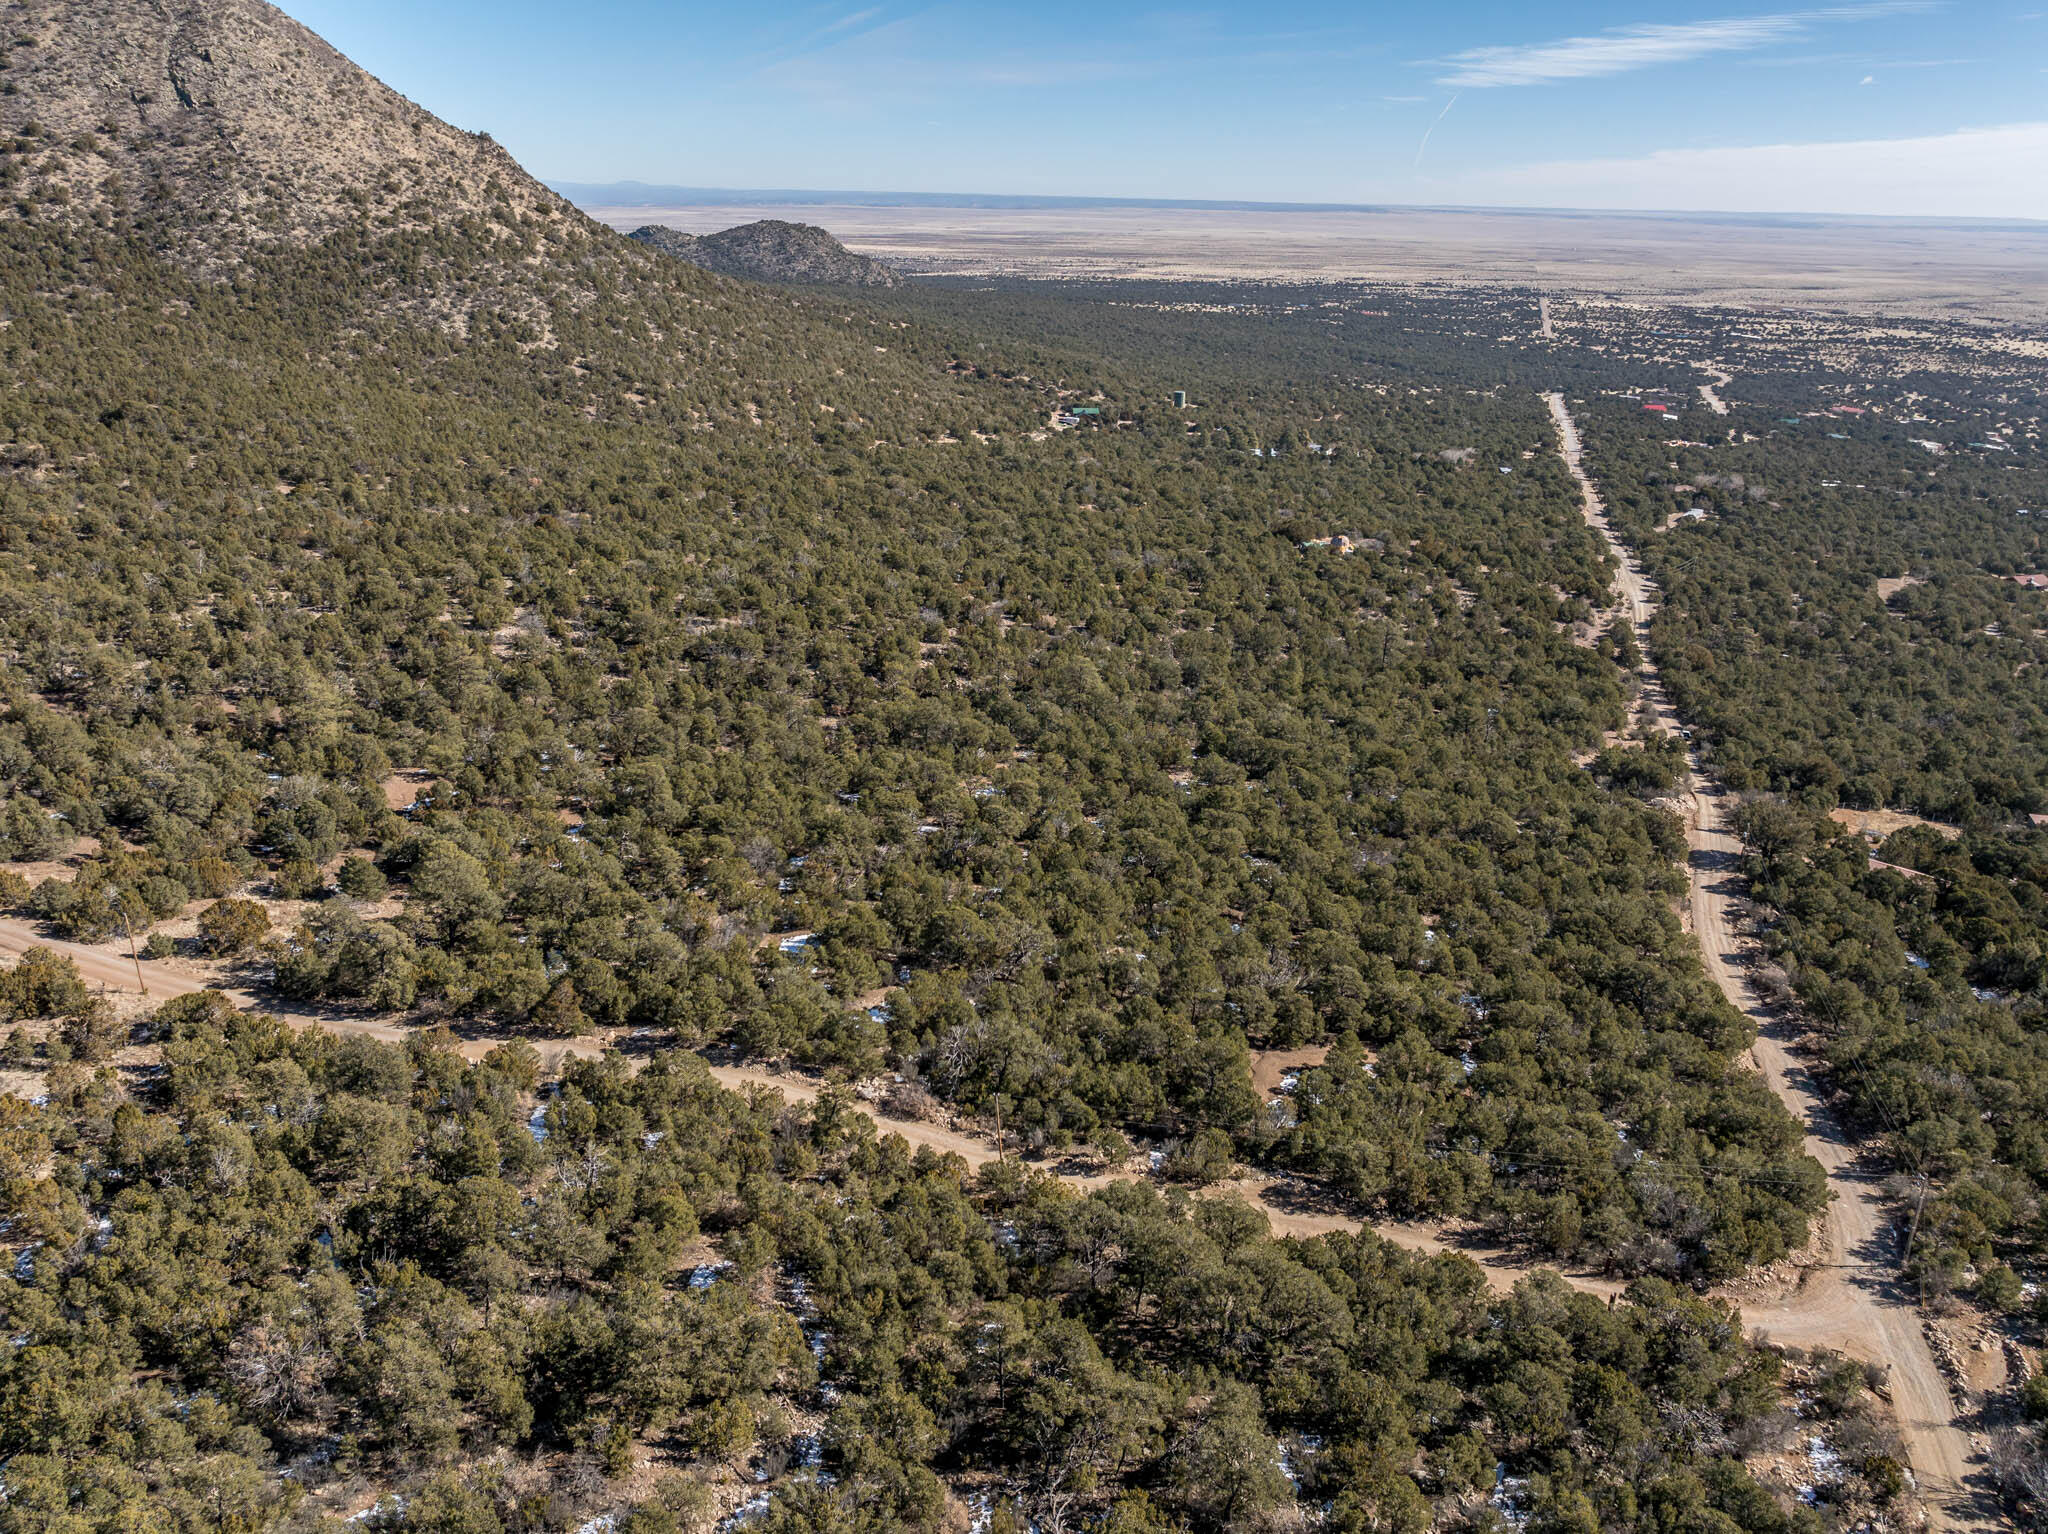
548 179 2048 230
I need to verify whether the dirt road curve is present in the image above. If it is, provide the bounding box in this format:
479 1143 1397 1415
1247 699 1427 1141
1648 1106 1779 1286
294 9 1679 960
2 918 1621 1290
1544 391 1990 1531
1698 368 1732 415
0 920 604 1072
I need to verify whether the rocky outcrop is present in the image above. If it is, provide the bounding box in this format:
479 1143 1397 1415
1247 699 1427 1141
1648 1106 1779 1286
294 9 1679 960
630 220 901 288
0 0 582 267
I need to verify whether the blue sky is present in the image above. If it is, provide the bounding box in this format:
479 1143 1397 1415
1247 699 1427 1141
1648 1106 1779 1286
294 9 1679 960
276 1 2048 217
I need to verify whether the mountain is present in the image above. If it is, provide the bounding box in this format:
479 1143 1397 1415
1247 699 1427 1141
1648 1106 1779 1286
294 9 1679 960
1 0 582 269
630 220 903 288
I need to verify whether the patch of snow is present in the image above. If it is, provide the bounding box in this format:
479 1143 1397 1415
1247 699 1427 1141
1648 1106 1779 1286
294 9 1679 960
1490 1465 1530 1528
719 1492 772 1530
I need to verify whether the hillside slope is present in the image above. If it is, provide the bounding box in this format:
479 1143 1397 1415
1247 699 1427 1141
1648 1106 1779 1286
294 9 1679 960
0 0 580 265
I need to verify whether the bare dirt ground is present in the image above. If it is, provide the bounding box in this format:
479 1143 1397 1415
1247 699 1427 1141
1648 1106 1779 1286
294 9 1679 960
380 768 432 811
1545 390 1994 1531
1829 805 1960 841
1699 368 1732 415
590 203 2048 320
0 918 605 1075
1247 1043 1331 1097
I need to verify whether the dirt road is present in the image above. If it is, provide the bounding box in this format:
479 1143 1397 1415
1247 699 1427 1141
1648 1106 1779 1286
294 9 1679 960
1698 368 1732 415
0 919 602 1071
3 916 1627 1292
1543 391 1990 1530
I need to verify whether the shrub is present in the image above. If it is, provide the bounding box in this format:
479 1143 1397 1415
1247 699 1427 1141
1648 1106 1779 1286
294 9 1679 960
182 855 240 900
882 1081 937 1121
139 874 189 919
273 859 323 900
1164 1127 1235 1186
336 856 388 901
197 898 270 957
530 978 587 1037
61 999 125 1062
0 946 90 1020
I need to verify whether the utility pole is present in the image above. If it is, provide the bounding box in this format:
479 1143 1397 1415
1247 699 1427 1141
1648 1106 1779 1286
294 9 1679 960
1901 1174 1929 1264
113 891 147 998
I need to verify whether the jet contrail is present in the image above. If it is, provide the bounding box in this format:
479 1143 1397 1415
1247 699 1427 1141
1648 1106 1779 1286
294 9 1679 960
1414 92 1461 170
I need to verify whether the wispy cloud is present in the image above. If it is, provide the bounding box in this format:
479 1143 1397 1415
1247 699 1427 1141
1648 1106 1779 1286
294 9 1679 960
1435 16 1803 87
1444 120 2048 219
1429 3 1931 88
1413 93 1460 169
821 7 882 33
745 3 924 73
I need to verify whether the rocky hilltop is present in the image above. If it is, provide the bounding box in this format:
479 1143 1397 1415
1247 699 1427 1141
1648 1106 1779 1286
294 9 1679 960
0 0 582 268
630 220 902 288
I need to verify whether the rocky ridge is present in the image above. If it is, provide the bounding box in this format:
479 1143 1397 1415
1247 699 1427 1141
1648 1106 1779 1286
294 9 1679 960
630 220 902 288
0 0 589 285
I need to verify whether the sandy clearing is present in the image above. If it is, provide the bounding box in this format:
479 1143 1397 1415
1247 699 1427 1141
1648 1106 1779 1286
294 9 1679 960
380 770 431 811
0 919 605 1074
1829 806 1961 842
1699 369 1732 415
1247 1043 1332 1097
